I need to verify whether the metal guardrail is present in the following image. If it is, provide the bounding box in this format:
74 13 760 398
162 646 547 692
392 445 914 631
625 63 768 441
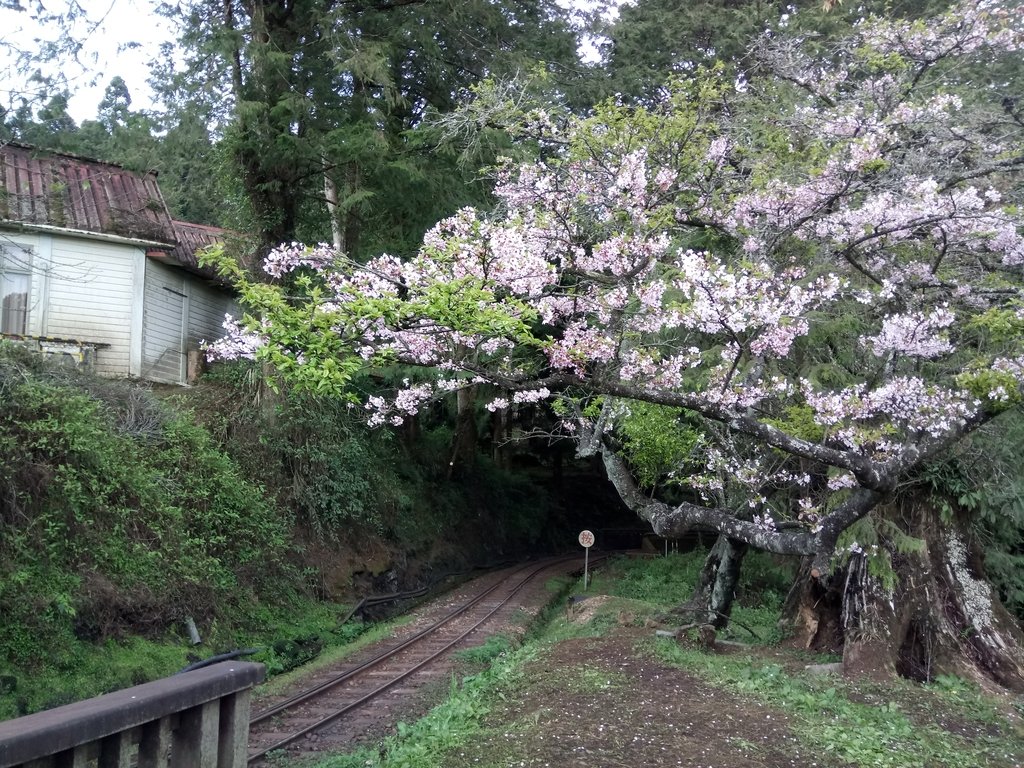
0 661 264 768
337 558 518 627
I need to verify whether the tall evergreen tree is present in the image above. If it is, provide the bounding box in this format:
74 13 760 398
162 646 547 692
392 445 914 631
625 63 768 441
156 0 583 256
96 76 132 132
0 73 232 227
597 0 950 104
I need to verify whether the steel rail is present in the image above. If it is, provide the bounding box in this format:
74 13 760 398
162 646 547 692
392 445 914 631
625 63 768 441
248 559 543 727
247 556 580 763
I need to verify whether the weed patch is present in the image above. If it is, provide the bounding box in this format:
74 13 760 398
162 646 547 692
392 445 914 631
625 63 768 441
589 553 704 608
312 644 537 768
454 634 515 666
652 641 1024 768
584 551 793 645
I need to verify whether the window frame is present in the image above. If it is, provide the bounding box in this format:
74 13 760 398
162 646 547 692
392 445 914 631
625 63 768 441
0 241 33 336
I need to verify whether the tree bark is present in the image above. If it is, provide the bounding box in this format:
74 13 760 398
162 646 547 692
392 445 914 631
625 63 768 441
447 385 478 479
782 501 1024 691
596 445 819 556
670 535 748 629
324 155 344 251
491 402 510 469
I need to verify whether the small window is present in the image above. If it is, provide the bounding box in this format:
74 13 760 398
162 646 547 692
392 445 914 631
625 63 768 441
1 244 32 336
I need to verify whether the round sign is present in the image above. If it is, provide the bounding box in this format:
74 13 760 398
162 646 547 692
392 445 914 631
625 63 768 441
578 529 595 548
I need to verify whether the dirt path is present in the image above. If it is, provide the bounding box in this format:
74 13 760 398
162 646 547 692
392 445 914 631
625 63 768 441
442 628 817 768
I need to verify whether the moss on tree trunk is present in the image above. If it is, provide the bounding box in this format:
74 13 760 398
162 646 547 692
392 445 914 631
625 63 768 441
782 502 1024 691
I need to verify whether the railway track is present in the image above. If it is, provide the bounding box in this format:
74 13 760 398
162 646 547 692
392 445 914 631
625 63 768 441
247 555 597 764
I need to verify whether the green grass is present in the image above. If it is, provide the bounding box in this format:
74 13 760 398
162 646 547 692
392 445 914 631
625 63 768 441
927 673 1020 724
453 634 515 666
588 552 704 607
652 641 1024 768
0 597 370 719
589 550 793 644
237 601 382 679
312 644 539 768
0 637 191 717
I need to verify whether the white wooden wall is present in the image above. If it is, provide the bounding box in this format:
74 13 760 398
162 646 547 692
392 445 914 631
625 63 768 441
187 280 239 352
34 234 138 377
142 259 187 384
143 259 239 385
2 228 239 385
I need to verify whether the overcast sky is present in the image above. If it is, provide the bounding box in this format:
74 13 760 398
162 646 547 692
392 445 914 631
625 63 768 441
0 0 174 123
0 0 613 125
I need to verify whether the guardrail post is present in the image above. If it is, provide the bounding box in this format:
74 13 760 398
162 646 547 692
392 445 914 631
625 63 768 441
138 717 172 768
98 727 134 768
54 744 90 767
0 662 264 768
171 700 219 767
217 690 251 768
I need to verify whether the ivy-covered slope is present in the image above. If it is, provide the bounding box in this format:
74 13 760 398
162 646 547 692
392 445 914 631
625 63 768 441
0 346 297 695
0 345 571 716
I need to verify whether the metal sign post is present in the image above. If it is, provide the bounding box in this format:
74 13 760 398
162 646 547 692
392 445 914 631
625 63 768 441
578 529 595 589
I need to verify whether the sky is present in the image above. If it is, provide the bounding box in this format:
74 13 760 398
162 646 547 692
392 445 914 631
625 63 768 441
0 0 175 123
0 0 615 125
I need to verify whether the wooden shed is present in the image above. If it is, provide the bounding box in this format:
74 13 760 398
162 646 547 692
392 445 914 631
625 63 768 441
0 142 240 384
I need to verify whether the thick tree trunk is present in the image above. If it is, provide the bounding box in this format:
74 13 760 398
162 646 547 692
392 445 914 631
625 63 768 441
491 404 510 469
779 556 844 653
447 386 478 479
670 535 748 629
781 502 1024 691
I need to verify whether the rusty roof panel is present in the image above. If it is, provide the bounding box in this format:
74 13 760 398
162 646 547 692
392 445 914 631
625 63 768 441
0 142 175 244
169 219 230 272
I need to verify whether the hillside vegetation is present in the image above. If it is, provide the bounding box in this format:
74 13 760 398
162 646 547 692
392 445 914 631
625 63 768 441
0 344 559 716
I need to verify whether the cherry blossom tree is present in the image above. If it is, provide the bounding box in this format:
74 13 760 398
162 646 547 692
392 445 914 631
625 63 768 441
207 1 1024 685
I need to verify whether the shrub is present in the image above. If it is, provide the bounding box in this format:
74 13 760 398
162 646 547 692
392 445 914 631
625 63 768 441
0 349 295 672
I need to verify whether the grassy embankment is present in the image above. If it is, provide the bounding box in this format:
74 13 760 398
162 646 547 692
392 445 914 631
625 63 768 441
0 347 554 718
0 344 358 717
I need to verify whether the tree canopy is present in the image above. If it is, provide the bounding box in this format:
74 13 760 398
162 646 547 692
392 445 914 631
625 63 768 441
155 0 584 254
3 0 587 251
592 0 954 104
208 0 1024 583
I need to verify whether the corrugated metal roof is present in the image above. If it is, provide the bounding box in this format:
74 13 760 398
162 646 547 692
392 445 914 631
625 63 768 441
0 142 175 245
169 220 226 270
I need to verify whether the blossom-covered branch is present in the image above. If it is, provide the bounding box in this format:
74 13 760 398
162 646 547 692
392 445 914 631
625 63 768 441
205 0 1024 565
